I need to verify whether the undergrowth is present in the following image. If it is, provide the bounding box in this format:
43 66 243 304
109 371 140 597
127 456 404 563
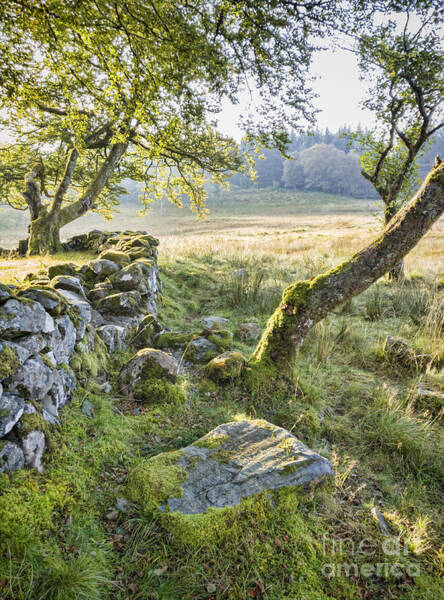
0 234 443 600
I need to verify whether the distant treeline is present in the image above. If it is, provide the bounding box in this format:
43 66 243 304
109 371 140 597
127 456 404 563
229 128 444 199
121 128 444 203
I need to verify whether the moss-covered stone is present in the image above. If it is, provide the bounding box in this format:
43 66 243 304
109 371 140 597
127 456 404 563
206 329 233 352
71 332 109 379
98 250 130 266
205 351 247 382
126 451 187 513
156 331 197 349
47 263 76 279
133 378 187 405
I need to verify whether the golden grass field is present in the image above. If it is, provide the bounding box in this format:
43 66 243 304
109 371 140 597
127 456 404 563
1 189 443 285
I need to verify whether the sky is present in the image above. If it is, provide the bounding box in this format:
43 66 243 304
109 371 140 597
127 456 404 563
216 46 374 141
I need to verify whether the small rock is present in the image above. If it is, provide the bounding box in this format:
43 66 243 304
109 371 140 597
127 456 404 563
0 392 25 436
99 250 130 266
371 507 391 536
51 275 87 299
205 351 247 382
118 348 178 395
201 316 230 329
106 510 119 521
22 430 45 472
87 258 121 277
0 441 25 472
116 497 128 512
81 399 95 418
56 289 92 340
47 263 77 279
96 324 126 352
17 287 66 317
236 322 261 341
96 291 142 316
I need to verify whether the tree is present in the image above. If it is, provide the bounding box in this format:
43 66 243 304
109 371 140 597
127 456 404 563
247 159 444 385
282 144 376 198
0 0 346 254
350 4 444 279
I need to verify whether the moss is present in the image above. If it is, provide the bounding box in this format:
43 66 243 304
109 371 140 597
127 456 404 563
71 333 109 379
206 328 233 352
0 345 20 379
133 379 187 406
205 351 247 382
156 331 197 349
193 434 229 450
18 413 50 436
40 353 55 369
98 250 130 265
126 451 187 513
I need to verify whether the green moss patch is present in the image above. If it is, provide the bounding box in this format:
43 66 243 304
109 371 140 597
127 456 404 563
127 451 187 513
0 345 20 379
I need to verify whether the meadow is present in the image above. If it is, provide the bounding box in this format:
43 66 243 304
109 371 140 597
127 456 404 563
0 189 443 599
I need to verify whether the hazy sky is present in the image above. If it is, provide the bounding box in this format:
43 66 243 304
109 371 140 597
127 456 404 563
216 47 373 140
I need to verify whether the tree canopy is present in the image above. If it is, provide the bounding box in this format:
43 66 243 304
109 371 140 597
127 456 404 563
0 0 351 252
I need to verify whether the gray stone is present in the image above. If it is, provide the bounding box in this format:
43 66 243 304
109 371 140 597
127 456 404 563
0 392 24 437
45 367 76 417
0 282 12 303
96 324 126 352
88 288 108 303
162 419 333 515
0 298 55 338
17 287 66 317
51 275 87 299
96 291 142 316
0 441 24 472
12 334 47 357
201 316 230 329
0 382 2 401
188 337 218 361
50 315 77 364
116 497 128 512
23 402 37 415
91 309 106 328
81 399 95 418
87 258 121 277
56 289 92 340
236 322 261 341
6 356 55 402
118 348 178 395
22 430 45 472
111 262 148 293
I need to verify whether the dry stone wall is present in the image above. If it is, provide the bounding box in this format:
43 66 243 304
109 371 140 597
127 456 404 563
0 230 160 473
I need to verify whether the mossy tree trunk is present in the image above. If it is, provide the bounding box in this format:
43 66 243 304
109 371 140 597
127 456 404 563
249 161 444 379
384 203 405 281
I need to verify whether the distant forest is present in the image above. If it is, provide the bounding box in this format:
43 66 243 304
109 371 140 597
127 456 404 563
228 127 444 199
121 127 444 203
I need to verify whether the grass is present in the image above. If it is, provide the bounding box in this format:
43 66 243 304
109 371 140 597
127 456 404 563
0 190 443 599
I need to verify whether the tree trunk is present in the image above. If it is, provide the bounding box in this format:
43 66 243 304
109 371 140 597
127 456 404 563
384 202 405 281
248 161 444 384
28 210 62 255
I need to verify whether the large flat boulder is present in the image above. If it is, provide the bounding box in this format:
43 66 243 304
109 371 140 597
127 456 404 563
129 419 333 515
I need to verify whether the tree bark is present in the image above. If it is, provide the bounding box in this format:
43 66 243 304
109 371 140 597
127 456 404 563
248 161 444 380
26 143 127 255
384 202 405 281
28 210 62 254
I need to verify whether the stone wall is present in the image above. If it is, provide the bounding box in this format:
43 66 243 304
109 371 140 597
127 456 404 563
0 230 160 473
